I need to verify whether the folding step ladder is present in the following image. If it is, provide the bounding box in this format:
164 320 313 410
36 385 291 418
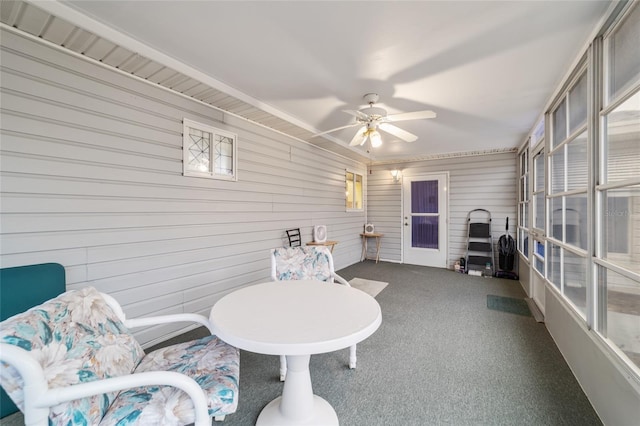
465 209 494 277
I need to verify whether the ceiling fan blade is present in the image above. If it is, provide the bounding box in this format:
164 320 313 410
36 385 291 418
385 110 437 122
378 123 418 142
312 122 361 137
349 126 368 146
343 109 370 120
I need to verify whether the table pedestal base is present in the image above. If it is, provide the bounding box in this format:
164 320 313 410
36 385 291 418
256 395 338 426
256 354 338 426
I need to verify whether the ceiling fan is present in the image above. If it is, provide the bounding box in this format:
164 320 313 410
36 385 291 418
314 93 436 147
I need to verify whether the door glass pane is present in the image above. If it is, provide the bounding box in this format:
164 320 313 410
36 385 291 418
551 196 563 241
412 216 439 249
606 91 640 184
411 180 438 213
534 240 545 275
600 267 640 370
534 193 545 230
534 152 544 191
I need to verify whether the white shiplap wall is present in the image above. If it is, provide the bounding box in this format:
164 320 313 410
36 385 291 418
0 28 366 346
368 153 518 268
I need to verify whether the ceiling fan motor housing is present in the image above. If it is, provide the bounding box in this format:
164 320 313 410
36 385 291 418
359 106 387 120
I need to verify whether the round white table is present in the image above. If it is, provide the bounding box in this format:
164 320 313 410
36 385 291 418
209 280 382 426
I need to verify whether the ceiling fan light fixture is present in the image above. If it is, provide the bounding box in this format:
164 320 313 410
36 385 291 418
369 130 382 148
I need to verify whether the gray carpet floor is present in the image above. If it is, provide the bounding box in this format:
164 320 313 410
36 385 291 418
1 261 601 425
153 261 602 426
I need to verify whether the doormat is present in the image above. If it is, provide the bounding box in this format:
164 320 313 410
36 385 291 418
349 278 388 298
487 294 532 317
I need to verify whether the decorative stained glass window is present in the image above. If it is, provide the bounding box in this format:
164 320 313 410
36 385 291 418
183 118 237 181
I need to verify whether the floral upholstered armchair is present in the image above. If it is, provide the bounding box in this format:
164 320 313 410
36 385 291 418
270 246 355 380
0 287 239 426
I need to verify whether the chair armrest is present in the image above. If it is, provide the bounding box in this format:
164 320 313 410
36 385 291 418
124 313 214 335
332 273 351 286
99 292 214 334
0 344 211 426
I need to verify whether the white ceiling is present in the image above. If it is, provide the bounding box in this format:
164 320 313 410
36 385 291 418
56 1 612 162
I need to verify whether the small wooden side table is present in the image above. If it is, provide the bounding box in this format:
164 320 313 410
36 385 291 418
360 233 383 263
306 240 339 253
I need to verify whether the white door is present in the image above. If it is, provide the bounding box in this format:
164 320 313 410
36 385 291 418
402 173 448 268
530 147 545 312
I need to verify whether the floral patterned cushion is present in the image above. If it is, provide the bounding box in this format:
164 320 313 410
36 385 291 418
273 246 332 281
0 286 145 425
100 335 239 425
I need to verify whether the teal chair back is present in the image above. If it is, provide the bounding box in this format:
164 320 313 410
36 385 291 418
0 263 66 418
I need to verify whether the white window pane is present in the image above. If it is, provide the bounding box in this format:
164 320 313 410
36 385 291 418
604 186 640 274
534 152 544 191
553 99 567 147
549 243 562 289
187 127 212 173
600 267 640 370
569 72 588 134
567 132 588 191
564 250 587 316
518 228 528 257
550 148 565 194
565 194 588 250
551 196 563 241
606 4 640 103
606 91 640 184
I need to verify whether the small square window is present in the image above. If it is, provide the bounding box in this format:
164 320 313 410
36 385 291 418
183 118 237 181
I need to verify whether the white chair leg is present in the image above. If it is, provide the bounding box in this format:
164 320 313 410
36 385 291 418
349 344 357 369
214 415 226 421
279 354 287 381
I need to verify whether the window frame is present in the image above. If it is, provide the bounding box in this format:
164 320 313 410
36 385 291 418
183 118 238 181
345 170 364 212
